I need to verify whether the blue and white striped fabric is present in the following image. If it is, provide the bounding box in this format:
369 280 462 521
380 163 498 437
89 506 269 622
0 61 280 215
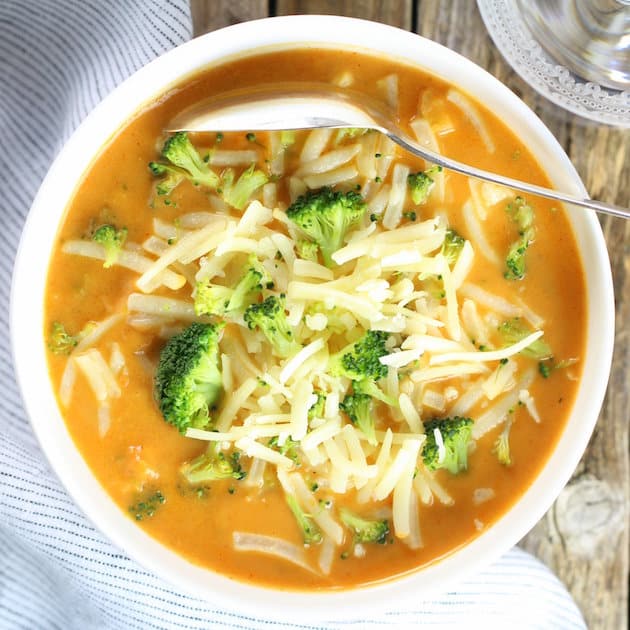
0 2 587 628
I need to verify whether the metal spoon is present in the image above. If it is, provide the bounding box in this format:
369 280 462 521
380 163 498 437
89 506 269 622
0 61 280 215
170 83 629 220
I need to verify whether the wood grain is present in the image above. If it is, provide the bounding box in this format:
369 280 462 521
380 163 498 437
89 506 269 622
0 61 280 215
275 0 412 29
190 0 267 35
192 2 629 627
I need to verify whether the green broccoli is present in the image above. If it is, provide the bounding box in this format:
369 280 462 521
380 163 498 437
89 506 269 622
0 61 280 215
148 162 185 196
244 295 301 359
268 435 300 464
154 321 224 433
538 357 578 378
296 239 320 262
149 132 219 192
308 391 327 420
504 196 535 280
181 444 245 483
340 392 377 445
407 166 442 205
92 224 128 268
220 163 268 210
442 229 465 266
128 490 165 521
194 284 232 317
493 417 513 466
422 416 473 474
304 303 348 335
286 494 322 545
48 322 78 355
286 187 367 267
352 378 397 407
194 255 271 317
339 508 389 544
420 274 446 300
498 318 551 360
505 240 527 280
329 330 390 381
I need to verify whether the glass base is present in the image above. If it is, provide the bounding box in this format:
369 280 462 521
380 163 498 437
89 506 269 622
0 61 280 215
518 0 630 91
477 0 630 127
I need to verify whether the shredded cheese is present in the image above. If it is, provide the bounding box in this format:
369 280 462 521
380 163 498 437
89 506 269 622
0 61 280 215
430 331 543 365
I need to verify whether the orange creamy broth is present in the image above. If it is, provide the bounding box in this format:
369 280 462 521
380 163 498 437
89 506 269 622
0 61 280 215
45 48 586 589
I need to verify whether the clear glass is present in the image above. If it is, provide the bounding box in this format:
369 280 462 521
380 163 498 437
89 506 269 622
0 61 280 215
517 0 630 90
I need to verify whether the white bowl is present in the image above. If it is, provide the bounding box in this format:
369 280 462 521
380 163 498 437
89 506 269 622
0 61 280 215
11 15 614 622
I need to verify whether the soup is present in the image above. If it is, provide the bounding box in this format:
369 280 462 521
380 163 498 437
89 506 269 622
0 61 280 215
44 48 586 590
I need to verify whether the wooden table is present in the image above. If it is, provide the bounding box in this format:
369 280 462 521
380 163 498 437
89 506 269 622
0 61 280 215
191 2 629 627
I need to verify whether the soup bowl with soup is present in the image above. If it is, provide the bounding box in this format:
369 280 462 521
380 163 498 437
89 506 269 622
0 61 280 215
11 15 614 621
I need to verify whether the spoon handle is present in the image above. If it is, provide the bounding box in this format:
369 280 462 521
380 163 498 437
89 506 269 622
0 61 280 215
168 82 628 219
389 132 629 220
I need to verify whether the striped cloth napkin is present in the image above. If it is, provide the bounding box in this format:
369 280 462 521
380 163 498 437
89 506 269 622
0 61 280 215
0 1 587 628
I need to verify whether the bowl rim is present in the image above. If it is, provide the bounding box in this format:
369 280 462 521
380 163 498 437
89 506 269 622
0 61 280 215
10 14 615 622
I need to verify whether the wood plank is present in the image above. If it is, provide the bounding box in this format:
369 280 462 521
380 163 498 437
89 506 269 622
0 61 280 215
190 0 268 36
275 0 412 29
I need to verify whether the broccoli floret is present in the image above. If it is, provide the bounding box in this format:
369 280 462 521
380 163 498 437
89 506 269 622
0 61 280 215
421 275 446 300
280 130 296 148
538 357 578 378
92 224 128 268
194 284 232 317
220 163 268 210
268 435 300 464
340 392 377 445
308 391 326 420
286 187 367 267
504 196 535 280
407 166 442 205
498 318 551 360
286 494 322 545
154 322 224 433
493 418 513 466
304 303 349 335
128 490 165 521
48 321 99 355
422 416 473 474
150 132 219 192
340 375 397 445
505 240 527 280
48 322 78 355
244 295 301 359
148 162 185 196
195 255 271 317
352 378 397 407
442 229 465 266
339 508 389 544
181 444 245 483
296 239 320 262
329 330 390 381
